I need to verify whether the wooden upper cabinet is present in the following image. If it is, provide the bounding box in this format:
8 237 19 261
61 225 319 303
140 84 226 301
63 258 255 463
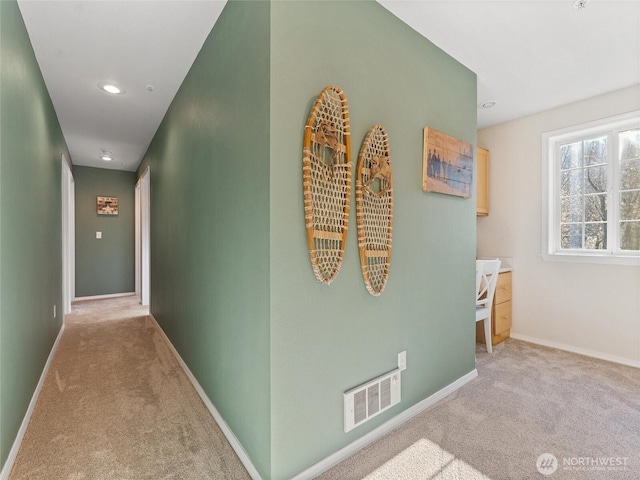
476 147 489 216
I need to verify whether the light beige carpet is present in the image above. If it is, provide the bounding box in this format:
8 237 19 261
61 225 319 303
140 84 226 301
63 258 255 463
9 296 250 480
319 340 640 480
12 297 639 480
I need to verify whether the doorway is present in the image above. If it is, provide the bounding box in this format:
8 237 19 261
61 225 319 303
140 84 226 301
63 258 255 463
135 166 150 306
61 155 75 314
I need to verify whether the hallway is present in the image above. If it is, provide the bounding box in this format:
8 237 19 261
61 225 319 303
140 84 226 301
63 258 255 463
8 297 250 480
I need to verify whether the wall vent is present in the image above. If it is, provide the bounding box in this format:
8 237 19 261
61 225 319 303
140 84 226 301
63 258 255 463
344 368 401 432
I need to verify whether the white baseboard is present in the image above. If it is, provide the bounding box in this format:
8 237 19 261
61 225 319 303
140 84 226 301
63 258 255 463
148 313 479 480
0 323 66 480
73 292 136 302
510 333 640 368
1 313 480 480
147 314 263 480
291 368 479 480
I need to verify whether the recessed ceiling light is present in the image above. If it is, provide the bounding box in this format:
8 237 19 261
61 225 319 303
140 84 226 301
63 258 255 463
100 149 113 161
479 101 496 109
98 82 125 95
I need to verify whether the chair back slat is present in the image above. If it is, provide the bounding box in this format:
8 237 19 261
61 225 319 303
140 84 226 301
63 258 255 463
475 259 501 355
476 259 501 308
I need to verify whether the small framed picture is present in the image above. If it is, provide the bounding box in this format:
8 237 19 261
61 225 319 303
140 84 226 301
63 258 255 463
97 196 118 215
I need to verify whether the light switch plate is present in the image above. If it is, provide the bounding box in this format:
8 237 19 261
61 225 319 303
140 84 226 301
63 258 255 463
398 351 407 371
96 231 102 239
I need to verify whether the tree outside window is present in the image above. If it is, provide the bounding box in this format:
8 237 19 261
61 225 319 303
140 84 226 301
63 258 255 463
544 112 640 264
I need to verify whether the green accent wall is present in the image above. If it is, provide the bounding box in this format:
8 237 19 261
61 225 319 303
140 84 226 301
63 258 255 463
74 166 136 298
0 0 69 468
136 0 272 475
139 1 476 478
269 2 476 477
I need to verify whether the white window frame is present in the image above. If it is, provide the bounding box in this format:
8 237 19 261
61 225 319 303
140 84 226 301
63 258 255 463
542 110 640 266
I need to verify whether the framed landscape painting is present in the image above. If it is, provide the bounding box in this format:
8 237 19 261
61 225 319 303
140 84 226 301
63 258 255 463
97 196 118 215
422 127 473 198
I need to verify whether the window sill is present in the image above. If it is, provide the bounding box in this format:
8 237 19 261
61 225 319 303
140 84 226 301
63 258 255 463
541 252 640 266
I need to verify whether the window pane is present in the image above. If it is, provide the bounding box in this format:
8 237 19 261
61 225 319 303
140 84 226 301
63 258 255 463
620 128 640 161
620 191 640 221
560 142 582 170
561 196 583 223
561 224 582 249
549 115 640 259
584 165 607 193
585 194 607 222
585 223 607 250
561 169 583 196
584 136 607 166
619 129 640 251
620 221 640 251
620 159 640 190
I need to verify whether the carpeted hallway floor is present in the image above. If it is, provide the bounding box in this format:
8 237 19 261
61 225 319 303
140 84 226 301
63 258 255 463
9 296 250 480
9 296 640 479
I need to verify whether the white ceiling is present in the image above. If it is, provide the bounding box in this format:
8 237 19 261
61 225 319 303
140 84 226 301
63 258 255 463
380 0 640 128
17 1 640 172
17 0 226 172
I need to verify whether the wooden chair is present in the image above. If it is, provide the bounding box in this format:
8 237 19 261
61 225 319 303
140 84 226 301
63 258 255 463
476 259 501 353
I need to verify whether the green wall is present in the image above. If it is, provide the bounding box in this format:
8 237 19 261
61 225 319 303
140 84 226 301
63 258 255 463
139 1 476 478
269 2 477 477
74 166 136 297
136 0 272 475
0 0 69 468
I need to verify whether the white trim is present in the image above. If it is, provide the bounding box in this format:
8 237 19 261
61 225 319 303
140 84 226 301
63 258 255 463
61 156 75 315
105 313 477 480
135 167 150 307
147 314 262 480
291 369 479 480
510 333 640 369
0 324 65 480
134 181 141 298
538 252 640 266
73 292 136 302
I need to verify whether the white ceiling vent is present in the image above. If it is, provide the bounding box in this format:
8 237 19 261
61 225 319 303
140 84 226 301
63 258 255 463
344 369 401 432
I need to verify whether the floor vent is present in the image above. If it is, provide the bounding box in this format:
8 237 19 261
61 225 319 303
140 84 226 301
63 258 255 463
344 368 401 432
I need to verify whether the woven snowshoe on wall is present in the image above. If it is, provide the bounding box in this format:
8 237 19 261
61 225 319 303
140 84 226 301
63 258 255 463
303 86 352 284
356 125 393 296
